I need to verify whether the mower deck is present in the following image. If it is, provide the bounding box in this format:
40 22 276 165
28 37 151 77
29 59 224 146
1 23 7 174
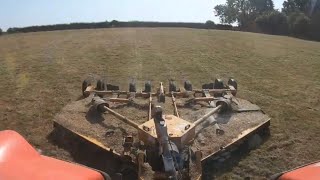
53 94 270 179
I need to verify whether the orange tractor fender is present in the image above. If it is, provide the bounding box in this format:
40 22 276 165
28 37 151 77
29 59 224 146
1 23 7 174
0 130 109 180
271 161 320 180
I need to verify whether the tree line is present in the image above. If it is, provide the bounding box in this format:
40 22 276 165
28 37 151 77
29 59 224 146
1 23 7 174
1 0 319 41
214 0 320 40
2 20 233 34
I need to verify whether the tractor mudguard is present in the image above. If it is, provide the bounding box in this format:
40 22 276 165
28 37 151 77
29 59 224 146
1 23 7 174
0 130 108 180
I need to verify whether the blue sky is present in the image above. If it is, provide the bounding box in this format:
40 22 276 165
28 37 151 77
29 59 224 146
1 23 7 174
0 0 284 31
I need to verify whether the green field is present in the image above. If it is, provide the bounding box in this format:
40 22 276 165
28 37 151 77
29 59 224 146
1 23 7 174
0 28 319 179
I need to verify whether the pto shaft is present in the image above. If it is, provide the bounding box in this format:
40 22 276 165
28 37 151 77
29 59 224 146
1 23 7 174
193 105 222 127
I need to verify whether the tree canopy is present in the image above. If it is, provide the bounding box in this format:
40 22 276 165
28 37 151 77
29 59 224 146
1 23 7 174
282 0 310 15
205 20 216 28
255 11 288 34
5 21 236 34
214 0 320 40
214 0 274 27
4 0 320 41
282 0 320 39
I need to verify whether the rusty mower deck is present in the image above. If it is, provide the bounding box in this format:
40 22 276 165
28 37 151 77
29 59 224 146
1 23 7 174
52 78 270 180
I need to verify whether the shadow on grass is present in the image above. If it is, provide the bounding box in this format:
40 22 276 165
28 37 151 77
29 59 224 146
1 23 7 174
202 128 271 180
76 95 85 101
85 105 105 123
111 101 150 110
85 105 128 135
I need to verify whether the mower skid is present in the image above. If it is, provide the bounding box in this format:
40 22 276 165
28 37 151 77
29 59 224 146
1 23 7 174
201 118 270 179
53 121 120 155
203 118 270 161
52 121 138 180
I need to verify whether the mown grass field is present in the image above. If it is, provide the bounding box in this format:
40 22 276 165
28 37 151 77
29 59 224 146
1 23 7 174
0 28 319 179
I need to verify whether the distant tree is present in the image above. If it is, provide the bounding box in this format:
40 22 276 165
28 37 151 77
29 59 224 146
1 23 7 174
311 0 320 16
7 28 18 34
205 20 215 25
110 20 119 27
281 0 320 39
287 11 311 36
212 0 320 40
256 10 288 34
214 3 237 24
205 20 215 28
250 0 274 14
309 11 320 40
214 0 274 28
282 0 309 15
0 28 2 35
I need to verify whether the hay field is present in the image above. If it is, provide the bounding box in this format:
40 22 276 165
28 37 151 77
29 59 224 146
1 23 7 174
0 28 319 179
